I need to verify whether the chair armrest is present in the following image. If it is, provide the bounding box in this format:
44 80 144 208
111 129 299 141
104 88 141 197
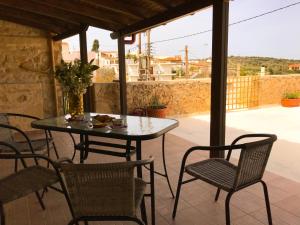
54 157 73 165
0 124 34 153
179 144 245 174
0 152 61 172
5 113 41 121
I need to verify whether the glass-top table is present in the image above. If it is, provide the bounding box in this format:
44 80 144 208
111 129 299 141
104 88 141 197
32 113 179 197
31 113 178 141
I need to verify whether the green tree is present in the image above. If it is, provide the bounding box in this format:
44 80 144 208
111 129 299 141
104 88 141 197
91 39 100 52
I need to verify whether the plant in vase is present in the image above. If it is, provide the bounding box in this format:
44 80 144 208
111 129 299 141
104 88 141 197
55 59 99 115
146 94 167 118
281 91 300 107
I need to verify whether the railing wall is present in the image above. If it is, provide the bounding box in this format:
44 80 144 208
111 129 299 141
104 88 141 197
93 75 300 116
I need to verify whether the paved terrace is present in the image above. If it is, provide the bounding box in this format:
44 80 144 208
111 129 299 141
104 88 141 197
2 120 300 225
171 106 300 182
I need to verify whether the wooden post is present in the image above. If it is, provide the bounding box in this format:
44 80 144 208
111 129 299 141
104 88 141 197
79 26 92 112
118 36 127 115
210 0 229 158
48 37 59 116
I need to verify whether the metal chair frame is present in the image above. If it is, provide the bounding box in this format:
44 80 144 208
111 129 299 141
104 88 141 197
0 142 70 225
172 134 277 225
0 113 59 170
63 157 155 225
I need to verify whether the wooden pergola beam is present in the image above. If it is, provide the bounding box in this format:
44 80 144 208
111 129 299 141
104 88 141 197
0 0 120 32
81 0 145 20
36 0 135 26
52 28 85 41
0 10 66 34
111 0 212 38
0 5 80 33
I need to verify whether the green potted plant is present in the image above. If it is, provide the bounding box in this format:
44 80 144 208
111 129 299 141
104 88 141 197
281 91 300 107
146 94 167 118
55 59 99 115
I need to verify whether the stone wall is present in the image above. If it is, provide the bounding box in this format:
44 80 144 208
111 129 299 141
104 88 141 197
258 75 300 105
0 20 61 120
93 75 300 116
94 79 211 116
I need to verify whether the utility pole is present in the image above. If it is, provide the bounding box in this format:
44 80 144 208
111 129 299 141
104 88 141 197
146 29 151 80
185 45 189 78
138 33 142 79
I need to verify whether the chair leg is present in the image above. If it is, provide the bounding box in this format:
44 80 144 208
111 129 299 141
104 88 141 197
215 188 221 202
14 159 18 173
84 221 88 225
261 181 273 225
52 141 59 159
225 192 234 225
140 197 148 225
35 191 45 210
0 203 5 225
172 166 185 218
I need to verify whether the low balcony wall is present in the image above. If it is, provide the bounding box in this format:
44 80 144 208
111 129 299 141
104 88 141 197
93 79 211 116
93 75 300 116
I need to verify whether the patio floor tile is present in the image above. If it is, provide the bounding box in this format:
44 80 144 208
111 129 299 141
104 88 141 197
1 132 300 225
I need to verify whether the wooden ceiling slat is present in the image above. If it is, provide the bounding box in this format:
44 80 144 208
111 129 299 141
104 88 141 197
0 0 121 31
0 5 81 33
81 0 145 20
0 7 67 33
0 0 212 40
38 0 136 26
111 0 212 38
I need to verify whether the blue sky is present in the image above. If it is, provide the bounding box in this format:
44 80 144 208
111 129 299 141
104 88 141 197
65 0 300 59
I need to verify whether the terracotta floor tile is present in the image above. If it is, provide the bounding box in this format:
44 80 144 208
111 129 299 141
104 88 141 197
251 205 300 225
232 215 265 225
2 132 300 225
274 195 300 218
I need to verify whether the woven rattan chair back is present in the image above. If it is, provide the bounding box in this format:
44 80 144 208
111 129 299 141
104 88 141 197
0 114 13 143
233 135 276 190
61 162 136 218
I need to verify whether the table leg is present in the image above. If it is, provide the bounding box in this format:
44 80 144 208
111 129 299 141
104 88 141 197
79 134 84 163
83 135 89 160
136 140 142 178
162 134 175 198
136 140 148 225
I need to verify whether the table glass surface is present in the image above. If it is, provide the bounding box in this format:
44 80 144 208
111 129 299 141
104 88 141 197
31 113 179 140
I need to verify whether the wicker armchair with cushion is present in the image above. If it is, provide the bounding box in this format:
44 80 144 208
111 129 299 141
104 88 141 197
60 157 155 225
0 113 59 171
0 142 69 225
172 134 277 225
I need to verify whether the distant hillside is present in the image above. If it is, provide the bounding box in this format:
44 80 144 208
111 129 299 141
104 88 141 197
227 56 300 76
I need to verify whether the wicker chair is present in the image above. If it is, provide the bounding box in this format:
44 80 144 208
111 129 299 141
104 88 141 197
0 142 67 225
59 158 155 225
172 134 277 225
0 113 59 171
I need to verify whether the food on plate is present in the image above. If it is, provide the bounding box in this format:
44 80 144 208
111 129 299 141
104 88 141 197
66 114 85 122
93 114 115 123
92 122 107 128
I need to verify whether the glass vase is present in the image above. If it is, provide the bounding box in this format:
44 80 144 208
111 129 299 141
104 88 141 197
64 91 84 115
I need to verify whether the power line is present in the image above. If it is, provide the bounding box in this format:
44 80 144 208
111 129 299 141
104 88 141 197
150 1 300 45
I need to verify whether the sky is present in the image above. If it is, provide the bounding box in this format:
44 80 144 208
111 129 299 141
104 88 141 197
64 0 300 59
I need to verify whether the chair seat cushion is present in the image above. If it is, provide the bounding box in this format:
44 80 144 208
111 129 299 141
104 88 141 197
185 159 237 191
0 166 59 203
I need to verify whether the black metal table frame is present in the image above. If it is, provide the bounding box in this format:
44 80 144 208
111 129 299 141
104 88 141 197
76 132 175 198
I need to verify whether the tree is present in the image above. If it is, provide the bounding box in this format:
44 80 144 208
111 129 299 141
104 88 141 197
91 39 100 52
